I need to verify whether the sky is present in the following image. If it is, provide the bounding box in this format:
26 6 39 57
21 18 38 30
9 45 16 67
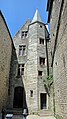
0 0 48 37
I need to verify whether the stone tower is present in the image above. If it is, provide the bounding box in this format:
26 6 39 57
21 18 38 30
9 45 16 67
26 9 48 112
13 9 50 113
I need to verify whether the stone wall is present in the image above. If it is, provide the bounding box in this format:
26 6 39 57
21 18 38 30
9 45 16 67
0 12 13 110
8 47 17 109
49 0 67 118
13 19 51 113
26 22 48 112
0 10 53 113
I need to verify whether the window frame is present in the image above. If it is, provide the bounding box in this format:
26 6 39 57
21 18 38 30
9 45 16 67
30 90 33 97
38 71 42 76
21 31 28 38
39 38 44 45
19 45 26 56
39 57 45 66
18 64 25 76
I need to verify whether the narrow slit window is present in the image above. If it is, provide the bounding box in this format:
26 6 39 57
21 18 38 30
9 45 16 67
21 64 24 75
30 90 33 97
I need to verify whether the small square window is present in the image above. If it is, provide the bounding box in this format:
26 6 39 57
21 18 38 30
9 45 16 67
40 57 45 66
39 25 42 28
21 31 28 38
30 90 33 97
39 38 44 45
38 71 42 76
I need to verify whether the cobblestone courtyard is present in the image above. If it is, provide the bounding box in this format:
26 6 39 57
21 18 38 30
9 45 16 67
27 115 56 119
12 115 56 119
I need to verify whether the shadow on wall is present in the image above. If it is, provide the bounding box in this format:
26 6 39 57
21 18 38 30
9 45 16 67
8 47 28 114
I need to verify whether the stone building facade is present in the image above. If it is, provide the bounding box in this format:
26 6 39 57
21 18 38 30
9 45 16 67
13 9 52 113
47 0 67 119
0 9 53 114
0 11 16 110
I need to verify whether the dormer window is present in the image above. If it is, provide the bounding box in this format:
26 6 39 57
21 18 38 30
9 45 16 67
21 31 28 38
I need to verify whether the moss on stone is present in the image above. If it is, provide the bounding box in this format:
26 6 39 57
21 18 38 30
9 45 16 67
55 115 64 119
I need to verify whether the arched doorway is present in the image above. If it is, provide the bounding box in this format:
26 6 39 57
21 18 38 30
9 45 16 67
13 87 23 108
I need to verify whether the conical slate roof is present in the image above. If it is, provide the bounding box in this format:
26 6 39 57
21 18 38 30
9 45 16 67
31 9 42 23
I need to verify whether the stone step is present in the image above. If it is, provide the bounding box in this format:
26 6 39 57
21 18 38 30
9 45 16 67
6 108 23 115
6 109 54 116
37 109 54 116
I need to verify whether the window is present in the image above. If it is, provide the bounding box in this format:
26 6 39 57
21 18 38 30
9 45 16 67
19 46 22 56
21 64 24 75
39 38 44 45
38 71 42 76
18 64 20 76
23 46 26 55
39 24 43 28
30 90 33 97
40 57 45 66
19 45 26 56
25 31 28 37
21 31 28 38
18 64 24 76
51 50 52 57
22 32 24 38
63 54 65 67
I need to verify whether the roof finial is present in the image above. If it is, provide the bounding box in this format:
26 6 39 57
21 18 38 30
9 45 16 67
31 9 42 23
